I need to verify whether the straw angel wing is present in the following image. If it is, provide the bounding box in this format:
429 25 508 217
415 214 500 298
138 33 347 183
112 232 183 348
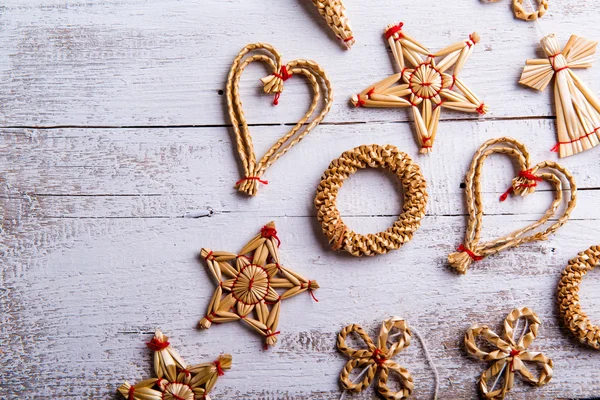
520 34 600 157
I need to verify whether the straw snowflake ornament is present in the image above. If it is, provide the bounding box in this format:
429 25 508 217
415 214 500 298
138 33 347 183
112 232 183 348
118 330 231 400
352 23 487 154
520 34 600 157
311 0 354 49
465 308 553 399
199 222 319 348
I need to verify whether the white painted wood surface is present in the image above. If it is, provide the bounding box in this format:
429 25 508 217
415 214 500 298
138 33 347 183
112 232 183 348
1 1 599 399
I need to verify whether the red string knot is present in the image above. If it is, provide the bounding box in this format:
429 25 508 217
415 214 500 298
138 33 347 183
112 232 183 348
372 348 388 366
261 225 281 247
385 23 404 40
146 337 170 351
518 169 542 183
204 251 214 261
457 244 483 262
343 36 354 43
510 349 521 357
273 65 291 81
476 103 487 115
214 360 225 376
128 386 135 400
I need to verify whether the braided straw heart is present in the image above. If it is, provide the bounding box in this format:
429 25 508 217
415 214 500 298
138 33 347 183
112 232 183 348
337 317 414 399
465 308 553 399
226 43 333 196
448 137 577 274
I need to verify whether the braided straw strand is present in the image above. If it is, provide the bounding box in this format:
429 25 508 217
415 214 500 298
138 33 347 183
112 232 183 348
315 144 428 257
449 137 577 274
557 245 600 349
513 0 549 21
226 43 333 196
311 0 354 49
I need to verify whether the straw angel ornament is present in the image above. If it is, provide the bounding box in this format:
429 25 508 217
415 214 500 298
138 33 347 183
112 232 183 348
352 23 487 153
520 34 600 157
118 330 231 400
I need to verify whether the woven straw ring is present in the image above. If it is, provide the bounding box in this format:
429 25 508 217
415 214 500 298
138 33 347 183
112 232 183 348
558 245 600 349
314 144 428 257
512 0 549 21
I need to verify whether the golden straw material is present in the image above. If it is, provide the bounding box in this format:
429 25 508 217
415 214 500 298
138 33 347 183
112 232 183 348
227 43 333 196
448 137 577 274
351 23 487 154
557 245 600 349
482 0 549 21
311 0 355 49
520 34 600 157
337 317 414 399
465 308 553 400
117 330 231 400
314 144 428 257
199 221 319 348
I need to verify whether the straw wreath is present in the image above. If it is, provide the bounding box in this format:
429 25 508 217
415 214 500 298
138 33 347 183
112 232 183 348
448 137 577 274
351 23 487 153
482 0 548 21
465 308 553 399
227 43 333 196
557 245 600 349
311 0 354 49
314 144 428 257
337 317 414 399
118 330 231 400
199 221 319 348
520 34 600 157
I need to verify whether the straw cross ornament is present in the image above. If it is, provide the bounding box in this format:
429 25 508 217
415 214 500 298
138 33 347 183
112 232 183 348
352 23 487 154
337 317 414 399
520 34 600 157
118 330 231 400
465 308 553 399
199 222 319 348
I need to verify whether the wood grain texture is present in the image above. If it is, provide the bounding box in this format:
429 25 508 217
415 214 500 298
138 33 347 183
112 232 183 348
1 1 600 399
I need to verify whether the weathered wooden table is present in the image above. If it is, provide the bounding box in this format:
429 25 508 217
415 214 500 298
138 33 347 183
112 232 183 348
1 1 599 399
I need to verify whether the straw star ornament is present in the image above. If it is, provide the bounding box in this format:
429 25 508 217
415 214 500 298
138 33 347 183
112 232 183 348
118 330 231 400
199 222 319 348
352 23 488 153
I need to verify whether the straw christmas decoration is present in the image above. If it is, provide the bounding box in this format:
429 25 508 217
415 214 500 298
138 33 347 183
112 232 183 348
483 0 549 21
337 317 414 399
448 137 577 274
117 330 231 400
557 245 600 349
351 23 487 154
315 144 428 257
520 34 600 157
199 221 319 348
227 43 333 196
465 308 553 399
311 0 354 49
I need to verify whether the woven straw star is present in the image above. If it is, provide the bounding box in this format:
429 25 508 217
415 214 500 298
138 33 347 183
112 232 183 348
118 330 231 400
352 23 487 154
199 221 319 348
465 308 553 399
337 317 414 399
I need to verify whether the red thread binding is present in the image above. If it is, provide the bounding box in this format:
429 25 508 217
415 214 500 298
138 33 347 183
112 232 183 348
372 348 387 366
554 66 569 73
385 23 404 40
303 280 319 302
272 66 291 105
509 349 520 371
499 170 541 201
550 143 560 153
476 103 486 115
128 386 135 400
264 330 281 349
236 176 269 186
261 225 281 247
551 127 600 152
343 36 354 43
457 244 483 261
146 337 170 351
214 360 225 376
204 251 214 261
519 169 542 182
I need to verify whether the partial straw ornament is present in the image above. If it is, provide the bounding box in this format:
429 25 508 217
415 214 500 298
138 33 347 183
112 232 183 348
464 308 553 399
557 245 600 349
198 221 319 348
314 144 428 257
117 330 231 400
227 43 333 196
337 317 414 399
449 137 576 274
520 34 600 157
351 22 487 153
311 0 355 49
482 0 549 21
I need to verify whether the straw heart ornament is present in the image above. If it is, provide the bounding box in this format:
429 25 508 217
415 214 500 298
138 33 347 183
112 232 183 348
227 43 333 196
448 137 577 274
351 23 487 154
199 221 319 348
465 308 553 399
311 0 354 49
117 330 231 400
